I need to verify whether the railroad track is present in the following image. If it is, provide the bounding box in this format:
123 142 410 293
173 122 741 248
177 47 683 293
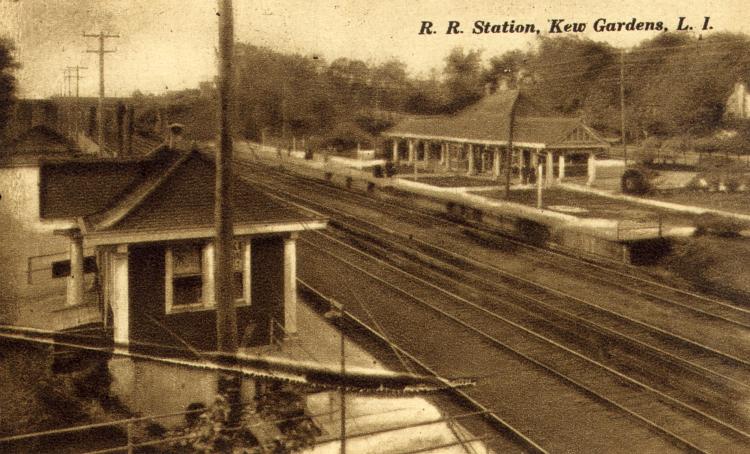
297 232 747 452
232 156 750 451
234 156 750 383
235 158 750 351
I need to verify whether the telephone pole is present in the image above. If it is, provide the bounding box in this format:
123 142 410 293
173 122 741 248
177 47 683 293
66 66 87 138
340 302 347 454
216 0 238 356
215 0 241 423
620 49 627 165
84 31 119 156
63 68 72 97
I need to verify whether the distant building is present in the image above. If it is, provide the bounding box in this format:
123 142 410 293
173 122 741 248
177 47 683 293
725 81 750 120
39 143 327 352
383 90 610 185
0 125 97 329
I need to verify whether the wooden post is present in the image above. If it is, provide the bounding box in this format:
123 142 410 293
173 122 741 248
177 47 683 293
215 0 238 354
620 49 627 165
558 153 566 181
215 1 241 424
124 106 134 156
340 301 346 454
493 148 501 179
127 422 134 454
546 152 554 187
116 103 126 157
504 100 518 198
466 143 475 176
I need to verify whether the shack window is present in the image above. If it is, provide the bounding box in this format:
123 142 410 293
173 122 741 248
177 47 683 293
166 244 204 312
51 257 98 278
232 240 244 302
165 240 250 314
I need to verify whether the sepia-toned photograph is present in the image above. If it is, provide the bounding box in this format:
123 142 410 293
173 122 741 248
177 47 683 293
1 1 750 452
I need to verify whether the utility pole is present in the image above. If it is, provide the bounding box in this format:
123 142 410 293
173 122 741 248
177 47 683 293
84 31 119 156
339 302 347 454
503 102 518 198
281 80 288 145
215 0 241 423
63 69 73 138
64 68 72 97
66 66 87 138
620 49 627 165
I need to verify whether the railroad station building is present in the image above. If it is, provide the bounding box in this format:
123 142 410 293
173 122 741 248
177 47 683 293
38 143 327 352
383 90 610 185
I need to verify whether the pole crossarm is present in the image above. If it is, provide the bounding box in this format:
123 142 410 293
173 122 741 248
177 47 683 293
83 33 120 38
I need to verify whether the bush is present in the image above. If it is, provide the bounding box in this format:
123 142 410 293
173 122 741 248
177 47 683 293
621 168 652 194
660 136 691 163
516 219 550 245
636 137 662 164
694 213 748 237
384 161 397 177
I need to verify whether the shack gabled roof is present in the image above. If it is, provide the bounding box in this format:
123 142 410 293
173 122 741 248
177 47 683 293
383 90 608 150
40 147 327 245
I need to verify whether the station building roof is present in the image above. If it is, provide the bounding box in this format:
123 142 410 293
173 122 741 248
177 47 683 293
383 90 609 150
39 146 327 245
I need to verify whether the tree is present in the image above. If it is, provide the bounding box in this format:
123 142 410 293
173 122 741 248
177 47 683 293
484 50 526 91
525 36 618 116
0 38 19 141
371 59 411 111
443 47 484 112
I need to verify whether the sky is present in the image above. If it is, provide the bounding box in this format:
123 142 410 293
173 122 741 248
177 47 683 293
0 0 748 99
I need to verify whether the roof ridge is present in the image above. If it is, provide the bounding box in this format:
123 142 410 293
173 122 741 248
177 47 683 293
87 150 194 231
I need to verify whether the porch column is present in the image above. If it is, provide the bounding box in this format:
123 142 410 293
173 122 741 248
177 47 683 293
587 152 597 186
558 153 566 181
391 139 399 162
201 242 215 306
466 143 475 175
493 148 501 178
517 149 525 184
447 144 452 170
67 232 85 307
112 245 129 351
531 151 539 184
546 151 555 187
439 143 446 165
423 142 430 165
283 234 298 336
408 140 415 163
480 148 487 173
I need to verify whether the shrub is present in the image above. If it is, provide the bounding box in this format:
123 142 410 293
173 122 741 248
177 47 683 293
637 137 662 164
660 136 691 163
694 213 748 237
384 161 397 177
621 168 651 194
516 219 550 245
